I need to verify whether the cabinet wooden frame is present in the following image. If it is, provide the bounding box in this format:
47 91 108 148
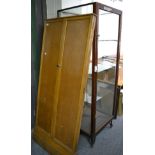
58 2 122 145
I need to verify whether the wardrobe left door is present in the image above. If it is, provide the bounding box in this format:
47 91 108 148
34 20 64 134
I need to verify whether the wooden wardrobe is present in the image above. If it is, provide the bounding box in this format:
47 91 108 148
33 14 96 155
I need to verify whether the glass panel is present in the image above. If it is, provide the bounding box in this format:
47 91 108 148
58 5 93 17
81 50 92 134
95 9 119 131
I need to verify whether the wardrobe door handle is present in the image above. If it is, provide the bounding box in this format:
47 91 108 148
56 64 62 68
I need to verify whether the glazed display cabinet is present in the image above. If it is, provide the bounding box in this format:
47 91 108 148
58 2 122 145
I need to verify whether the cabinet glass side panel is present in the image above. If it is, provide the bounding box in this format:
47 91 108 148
96 9 119 131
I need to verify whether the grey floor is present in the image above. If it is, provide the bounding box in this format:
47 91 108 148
32 116 123 155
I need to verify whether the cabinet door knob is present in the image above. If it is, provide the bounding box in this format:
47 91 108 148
56 64 62 68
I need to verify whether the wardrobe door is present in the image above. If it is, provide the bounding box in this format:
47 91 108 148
33 14 96 155
35 19 63 134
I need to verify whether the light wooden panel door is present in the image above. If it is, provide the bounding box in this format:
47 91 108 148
33 14 96 155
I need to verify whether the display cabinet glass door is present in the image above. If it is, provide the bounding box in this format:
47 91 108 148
57 2 122 145
96 9 119 131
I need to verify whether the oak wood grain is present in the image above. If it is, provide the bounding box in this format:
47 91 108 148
33 14 96 155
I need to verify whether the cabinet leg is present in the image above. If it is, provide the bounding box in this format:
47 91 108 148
110 121 113 128
89 135 96 147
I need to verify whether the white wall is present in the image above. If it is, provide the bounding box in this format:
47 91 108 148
62 0 82 8
46 0 62 18
46 0 87 18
